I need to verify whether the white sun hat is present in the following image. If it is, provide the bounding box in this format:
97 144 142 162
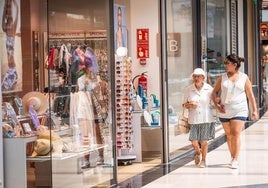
192 68 206 76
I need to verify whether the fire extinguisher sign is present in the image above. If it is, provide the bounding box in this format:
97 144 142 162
137 28 149 59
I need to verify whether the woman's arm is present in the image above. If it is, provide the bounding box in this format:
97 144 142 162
211 75 225 113
13 0 19 35
245 76 259 121
182 87 197 109
2 1 8 32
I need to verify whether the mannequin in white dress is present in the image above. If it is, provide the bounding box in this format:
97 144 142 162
76 68 95 146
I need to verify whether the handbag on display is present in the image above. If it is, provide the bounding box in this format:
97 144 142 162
177 107 190 134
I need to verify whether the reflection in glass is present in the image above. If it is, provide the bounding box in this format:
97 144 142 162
167 0 194 159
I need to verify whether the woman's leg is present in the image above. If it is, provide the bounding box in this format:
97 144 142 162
192 140 201 154
222 122 233 158
229 119 244 160
192 140 201 165
200 140 208 162
78 119 95 146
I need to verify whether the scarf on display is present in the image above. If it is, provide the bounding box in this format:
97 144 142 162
48 48 55 69
91 89 104 121
59 44 72 77
90 88 108 144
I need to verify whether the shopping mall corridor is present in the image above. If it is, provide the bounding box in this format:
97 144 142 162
117 111 268 188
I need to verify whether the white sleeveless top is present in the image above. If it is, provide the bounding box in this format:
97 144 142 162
219 72 248 118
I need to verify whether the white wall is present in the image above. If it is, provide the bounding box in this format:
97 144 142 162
129 0 160 98
114 0 160 98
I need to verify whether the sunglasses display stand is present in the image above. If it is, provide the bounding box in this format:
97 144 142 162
115 56 138 165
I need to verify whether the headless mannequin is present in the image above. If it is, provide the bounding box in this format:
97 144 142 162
2 0 19 91
91 75 109 161
76 68 95 146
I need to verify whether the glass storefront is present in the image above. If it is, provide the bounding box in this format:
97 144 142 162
0 0 257 187
203 0 227 86
1 0 115 187
165 0 194 159
165 0 229 160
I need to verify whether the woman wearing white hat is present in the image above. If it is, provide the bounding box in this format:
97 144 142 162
182 68 216 168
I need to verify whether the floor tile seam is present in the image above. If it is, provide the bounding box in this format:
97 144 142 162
157 172 268 176
240 150 268 152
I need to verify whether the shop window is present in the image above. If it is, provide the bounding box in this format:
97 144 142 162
1 0 115 187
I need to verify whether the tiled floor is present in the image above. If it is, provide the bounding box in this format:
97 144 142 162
117 151 161 183
117 112 268 188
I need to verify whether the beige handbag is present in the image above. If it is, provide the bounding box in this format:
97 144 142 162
177 107 190 134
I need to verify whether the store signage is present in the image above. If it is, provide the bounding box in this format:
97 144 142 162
137 28 149 59
167 33 181 57
156 33 181 57
48 30 107 39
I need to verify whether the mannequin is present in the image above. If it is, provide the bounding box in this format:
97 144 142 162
2 0 19 91
76 67 95 146
90 74 109 164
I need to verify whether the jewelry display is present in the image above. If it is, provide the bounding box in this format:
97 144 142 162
4 102 23 137
5 102 20 126
14 95 25 116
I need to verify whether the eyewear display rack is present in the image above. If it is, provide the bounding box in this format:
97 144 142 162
115 57 137 165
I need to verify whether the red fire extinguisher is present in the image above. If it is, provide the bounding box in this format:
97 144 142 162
138 72 148 96
132 71 148 97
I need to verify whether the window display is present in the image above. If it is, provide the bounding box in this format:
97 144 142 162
1 0 115 187
1 0 22 93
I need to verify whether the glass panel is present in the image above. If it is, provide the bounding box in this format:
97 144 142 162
1 1 48 188
201 0 228 141
204 0 227 86
166 0 194 159
1 0 114 187
47 0 114 187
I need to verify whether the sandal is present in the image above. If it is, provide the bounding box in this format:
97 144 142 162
194 153 201 165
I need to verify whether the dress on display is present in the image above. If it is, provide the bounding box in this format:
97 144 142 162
70 74 95 147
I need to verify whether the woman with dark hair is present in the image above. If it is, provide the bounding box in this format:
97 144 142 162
212 53 259 169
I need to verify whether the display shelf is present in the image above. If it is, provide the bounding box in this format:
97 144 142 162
27 144 108 161
4 133 108 188
3 136 37 188
54 127 72 136
34 144 107 187
117 155 136 166
141 126 161 130
123 109 161 162
16 114 46 121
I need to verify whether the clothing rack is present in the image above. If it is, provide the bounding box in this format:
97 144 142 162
47 30 107 53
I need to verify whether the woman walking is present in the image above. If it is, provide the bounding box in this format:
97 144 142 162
211 53 259 169
183 68 215 168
